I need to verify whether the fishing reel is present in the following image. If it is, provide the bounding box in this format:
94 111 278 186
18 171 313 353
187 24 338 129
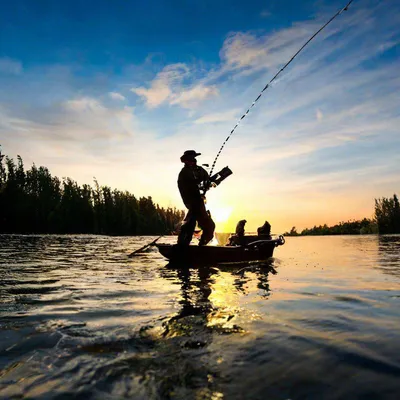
199 166 233 194
209 166 233 186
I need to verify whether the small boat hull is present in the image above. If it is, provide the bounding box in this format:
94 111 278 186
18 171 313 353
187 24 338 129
156 237 285 265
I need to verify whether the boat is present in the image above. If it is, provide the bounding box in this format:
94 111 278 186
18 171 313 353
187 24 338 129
156 235 285 265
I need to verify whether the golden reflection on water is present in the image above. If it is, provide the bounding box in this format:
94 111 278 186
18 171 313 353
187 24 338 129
285 236 384 279
156 235 400 346
160 235 400 353
208 271 241 307
159 261 279 342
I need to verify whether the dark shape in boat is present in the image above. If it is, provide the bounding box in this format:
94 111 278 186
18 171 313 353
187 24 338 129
156 235 285 265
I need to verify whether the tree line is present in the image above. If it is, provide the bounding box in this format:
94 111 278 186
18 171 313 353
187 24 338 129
285 194 400 236
0 147 185 235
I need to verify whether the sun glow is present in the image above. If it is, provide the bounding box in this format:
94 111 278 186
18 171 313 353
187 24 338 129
205 197 235 234
206 197 232 222
210 206 233 223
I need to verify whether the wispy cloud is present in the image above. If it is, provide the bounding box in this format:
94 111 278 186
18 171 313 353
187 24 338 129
0 57 23 75
131 63 218 109
130 63 187 107
170 84 218 108
194 109 240 124
218 22 333 74
1 97 137 143
131 63 188 107
109 92 126 101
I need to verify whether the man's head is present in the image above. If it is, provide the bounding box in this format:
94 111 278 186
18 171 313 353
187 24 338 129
180 150 201 164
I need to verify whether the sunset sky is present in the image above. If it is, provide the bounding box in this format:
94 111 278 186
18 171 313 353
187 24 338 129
0 0 399 233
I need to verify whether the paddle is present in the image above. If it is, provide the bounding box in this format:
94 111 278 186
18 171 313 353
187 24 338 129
128 236 162 258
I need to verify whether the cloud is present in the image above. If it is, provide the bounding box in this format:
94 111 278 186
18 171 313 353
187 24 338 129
131 63 189 107
1 96 137 144
109 92 126 101
220 32 269 70
170 84 218 108
194 109 240 124
217 5 383 78
64 97 106 113
130 6 388 111
218 26 315 73
131 63 218 109
0 57 23 75
316 109 323 121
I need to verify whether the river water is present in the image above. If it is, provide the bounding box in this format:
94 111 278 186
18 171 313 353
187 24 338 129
0 234 399 399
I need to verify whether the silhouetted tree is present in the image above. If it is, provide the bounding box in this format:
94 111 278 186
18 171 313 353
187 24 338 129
375 194 400 234
0 148 183 235
284 226 299 236
289 218 378 236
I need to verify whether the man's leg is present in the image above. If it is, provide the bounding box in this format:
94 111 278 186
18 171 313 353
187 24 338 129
177 210 196 245
197 204 215 246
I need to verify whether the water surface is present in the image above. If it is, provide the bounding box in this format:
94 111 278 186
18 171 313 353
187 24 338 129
1 234 399 399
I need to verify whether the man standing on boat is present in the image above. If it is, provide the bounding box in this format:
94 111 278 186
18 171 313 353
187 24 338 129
177 150 215 246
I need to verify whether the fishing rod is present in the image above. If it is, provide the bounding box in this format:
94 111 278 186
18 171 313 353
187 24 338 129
207 0 356 181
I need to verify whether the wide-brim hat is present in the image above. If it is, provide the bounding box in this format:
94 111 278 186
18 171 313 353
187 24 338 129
181 150 201 158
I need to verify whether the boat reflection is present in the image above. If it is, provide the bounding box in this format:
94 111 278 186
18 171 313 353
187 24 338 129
160 260 277 337
235 260 277 294
147 261 278 397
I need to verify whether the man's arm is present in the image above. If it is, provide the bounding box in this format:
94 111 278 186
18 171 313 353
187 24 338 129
197 166 211 194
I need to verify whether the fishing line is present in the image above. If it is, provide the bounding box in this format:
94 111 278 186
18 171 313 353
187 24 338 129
208 0 355 177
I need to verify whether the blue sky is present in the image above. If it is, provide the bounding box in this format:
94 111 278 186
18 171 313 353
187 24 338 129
1 1 317 66
0 0 399 232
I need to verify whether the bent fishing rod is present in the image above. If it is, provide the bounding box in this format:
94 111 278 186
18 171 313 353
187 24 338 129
204 0 355 192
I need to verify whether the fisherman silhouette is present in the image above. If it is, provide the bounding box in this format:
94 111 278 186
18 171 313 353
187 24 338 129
177 150 215 246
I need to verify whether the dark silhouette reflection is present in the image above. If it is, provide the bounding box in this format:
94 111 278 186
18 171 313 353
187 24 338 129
160 260 277 335
161 266 216 345
377 235 400 277
218 259 277 298
149 261 278 397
